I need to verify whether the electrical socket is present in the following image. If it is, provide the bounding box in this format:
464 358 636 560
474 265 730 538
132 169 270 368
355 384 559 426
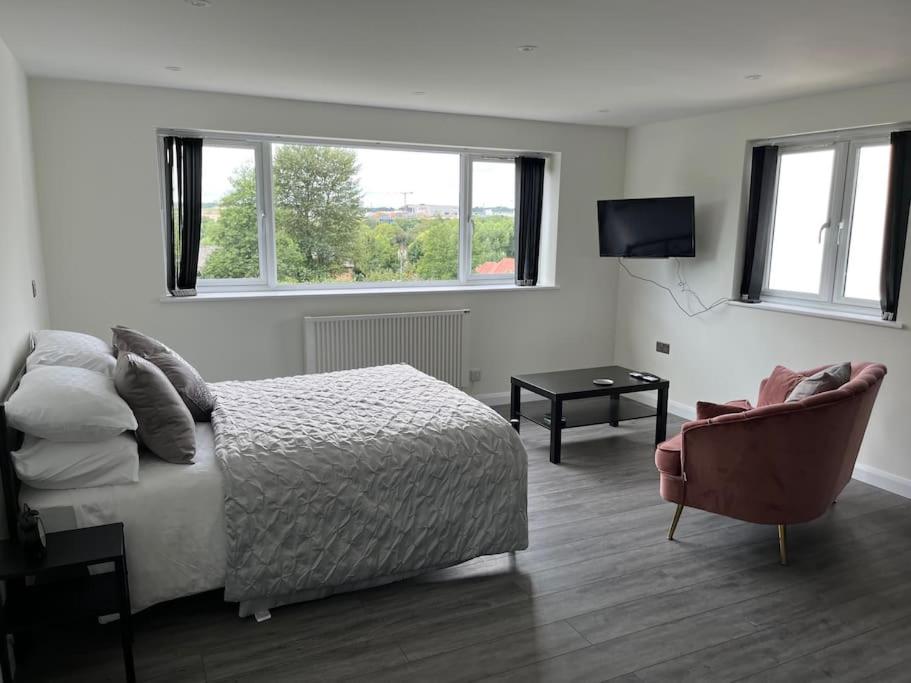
656 341 670 355
469 368 482 382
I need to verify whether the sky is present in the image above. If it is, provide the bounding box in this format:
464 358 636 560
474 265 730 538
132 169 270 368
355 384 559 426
201 144 515 209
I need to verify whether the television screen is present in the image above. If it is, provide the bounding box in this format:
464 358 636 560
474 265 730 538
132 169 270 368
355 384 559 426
597 196 695 258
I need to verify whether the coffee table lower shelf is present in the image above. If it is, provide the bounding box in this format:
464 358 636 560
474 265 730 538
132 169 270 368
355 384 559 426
516 395 657 430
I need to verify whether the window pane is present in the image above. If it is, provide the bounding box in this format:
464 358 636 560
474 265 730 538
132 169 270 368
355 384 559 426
199 145 260 280
471 160 515 276
767 148 835 294
272 144 459 284
843 145 891 301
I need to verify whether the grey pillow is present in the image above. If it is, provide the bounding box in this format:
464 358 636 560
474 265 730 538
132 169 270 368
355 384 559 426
112 326 214 422
786 362 852 402
114 352 196 463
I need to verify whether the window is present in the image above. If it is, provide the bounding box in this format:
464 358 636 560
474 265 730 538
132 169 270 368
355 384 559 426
163 131 536 292
470 159 516 278
759 130 893 313
199 143 264 283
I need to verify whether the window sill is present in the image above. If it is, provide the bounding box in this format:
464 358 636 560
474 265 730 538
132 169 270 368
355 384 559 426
159 283 559 303
727 300 903 329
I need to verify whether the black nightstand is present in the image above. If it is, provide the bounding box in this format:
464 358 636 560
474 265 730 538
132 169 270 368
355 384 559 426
0 522 134 682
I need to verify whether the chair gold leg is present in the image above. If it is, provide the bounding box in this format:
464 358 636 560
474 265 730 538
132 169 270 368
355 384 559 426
778 524 788 566
667 504 684 540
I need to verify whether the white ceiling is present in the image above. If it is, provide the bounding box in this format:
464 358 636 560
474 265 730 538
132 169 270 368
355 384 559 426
2 0 911 126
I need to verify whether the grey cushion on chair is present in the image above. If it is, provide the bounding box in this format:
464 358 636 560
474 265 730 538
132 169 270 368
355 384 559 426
786 362 852 402
111 326 214 421
113 352 196 463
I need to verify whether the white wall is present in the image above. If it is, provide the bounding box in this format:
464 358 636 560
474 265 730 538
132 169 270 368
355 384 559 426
0 37 47 392
28 79 626 396
615 79 911 487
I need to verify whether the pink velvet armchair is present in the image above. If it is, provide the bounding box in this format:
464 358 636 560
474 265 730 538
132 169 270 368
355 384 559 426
655 362 887 564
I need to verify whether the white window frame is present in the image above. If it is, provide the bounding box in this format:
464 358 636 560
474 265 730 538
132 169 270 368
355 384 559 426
464 154 518 283
158 129 532 293
755 125 898 317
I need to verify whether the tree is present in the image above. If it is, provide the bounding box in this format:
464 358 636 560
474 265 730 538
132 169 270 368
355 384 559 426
200 145 364 283
272 145 363 283
201 146 484 285
471 215 515 269
411 219 459 280
353 223 405 279
200 166 260 279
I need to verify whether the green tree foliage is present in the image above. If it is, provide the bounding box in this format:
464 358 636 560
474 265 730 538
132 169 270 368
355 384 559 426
200 166 260 278
272 145 363 283
412 219 459 280
353 223 405 279
200 146 516 283
471 215 515 269
201 146 363 282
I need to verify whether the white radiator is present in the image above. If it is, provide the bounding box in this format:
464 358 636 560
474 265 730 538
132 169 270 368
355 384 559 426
303 309 470 388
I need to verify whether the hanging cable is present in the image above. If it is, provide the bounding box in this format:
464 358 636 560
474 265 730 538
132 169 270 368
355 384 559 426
618 257 728 318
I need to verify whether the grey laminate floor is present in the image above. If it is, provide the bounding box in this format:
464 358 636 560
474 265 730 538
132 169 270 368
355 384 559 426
20 411 911 682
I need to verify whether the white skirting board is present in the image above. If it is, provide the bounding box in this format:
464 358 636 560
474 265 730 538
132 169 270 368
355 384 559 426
474 389 911 500
620 391 695 420
852 464 911 500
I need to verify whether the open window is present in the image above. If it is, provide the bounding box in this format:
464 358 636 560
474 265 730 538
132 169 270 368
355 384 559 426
197 142 266 287
467 157 516 281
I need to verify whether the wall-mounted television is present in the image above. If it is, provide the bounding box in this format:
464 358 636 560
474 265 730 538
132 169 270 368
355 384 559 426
597 196 695 258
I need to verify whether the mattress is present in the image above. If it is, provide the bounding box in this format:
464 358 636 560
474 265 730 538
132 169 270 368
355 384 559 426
19 424 227 613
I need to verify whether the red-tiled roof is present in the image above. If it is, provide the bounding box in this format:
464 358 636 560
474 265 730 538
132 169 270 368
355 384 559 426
474 257 515 274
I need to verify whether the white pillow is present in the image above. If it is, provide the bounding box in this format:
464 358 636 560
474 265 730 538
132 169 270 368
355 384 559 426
27 329 116 376
12 434 140 489
4 366 137 441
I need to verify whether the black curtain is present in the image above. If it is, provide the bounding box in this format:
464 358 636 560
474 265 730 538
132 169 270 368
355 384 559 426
739 145 779 302
880 131 911 321
515 156 545 286
163 136 203 296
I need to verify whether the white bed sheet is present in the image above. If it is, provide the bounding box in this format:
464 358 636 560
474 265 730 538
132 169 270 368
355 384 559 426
20 424 227 612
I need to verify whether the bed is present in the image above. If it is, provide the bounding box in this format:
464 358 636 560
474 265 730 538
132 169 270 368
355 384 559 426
7 363 528 616
20 424 226 612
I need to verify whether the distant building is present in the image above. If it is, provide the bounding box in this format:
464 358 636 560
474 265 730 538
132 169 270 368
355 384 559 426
474 257 515 275
405 204 459 218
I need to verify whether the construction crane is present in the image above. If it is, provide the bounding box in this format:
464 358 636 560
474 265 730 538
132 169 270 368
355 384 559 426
400 191 413 211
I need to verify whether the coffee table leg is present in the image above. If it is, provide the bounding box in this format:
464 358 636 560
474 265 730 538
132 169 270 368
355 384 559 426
550 398 562 464
655 385 668 445
510 381 521 433
609 394 620 427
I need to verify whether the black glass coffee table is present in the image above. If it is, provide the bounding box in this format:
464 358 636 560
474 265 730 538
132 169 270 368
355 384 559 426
510 365 669 464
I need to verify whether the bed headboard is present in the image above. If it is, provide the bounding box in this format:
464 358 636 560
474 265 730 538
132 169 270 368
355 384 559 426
0 364 26 541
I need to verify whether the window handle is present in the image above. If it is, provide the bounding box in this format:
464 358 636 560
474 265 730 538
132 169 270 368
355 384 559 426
818 221 831 244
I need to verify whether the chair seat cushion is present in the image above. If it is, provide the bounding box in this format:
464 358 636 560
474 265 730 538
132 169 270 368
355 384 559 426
655 432 683 475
